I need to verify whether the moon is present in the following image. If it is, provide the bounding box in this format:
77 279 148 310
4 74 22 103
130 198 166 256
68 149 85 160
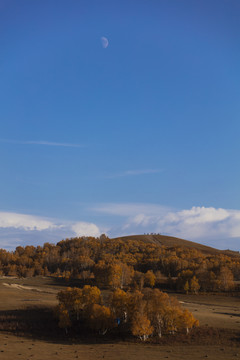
101 36 109 49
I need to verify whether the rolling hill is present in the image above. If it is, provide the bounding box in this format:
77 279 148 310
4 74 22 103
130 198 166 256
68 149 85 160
112 234 239 257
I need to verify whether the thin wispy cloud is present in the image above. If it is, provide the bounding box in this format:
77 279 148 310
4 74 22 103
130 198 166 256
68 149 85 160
92 203 170 217
106 169 162 178
0 139 84 148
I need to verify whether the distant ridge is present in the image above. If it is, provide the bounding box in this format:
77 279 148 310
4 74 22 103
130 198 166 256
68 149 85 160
111 234 238 256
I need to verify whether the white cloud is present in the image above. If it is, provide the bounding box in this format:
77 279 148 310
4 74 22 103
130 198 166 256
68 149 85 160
1 205 240 251
158 206 240 240
0 139 84 148
134 206 240 241
0 212 102 250
0 212 102 237
94 203 240 247
0 212 57 231
71 222 101 237
173 207 230 225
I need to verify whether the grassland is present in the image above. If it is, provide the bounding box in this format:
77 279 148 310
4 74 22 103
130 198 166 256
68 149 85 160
0 276 239 360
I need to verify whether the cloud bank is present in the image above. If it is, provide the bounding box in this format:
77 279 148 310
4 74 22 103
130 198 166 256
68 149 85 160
0 212 57 231
0 212 101 250
127 206 240 240
0 205 240 251
93 203 240 250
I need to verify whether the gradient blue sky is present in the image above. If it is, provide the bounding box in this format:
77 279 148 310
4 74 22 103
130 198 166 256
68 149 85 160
0 0 240 250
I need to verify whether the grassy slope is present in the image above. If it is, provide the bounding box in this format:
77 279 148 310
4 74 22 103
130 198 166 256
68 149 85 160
112 234 239 256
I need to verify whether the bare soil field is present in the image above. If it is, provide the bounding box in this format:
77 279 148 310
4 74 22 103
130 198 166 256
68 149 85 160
0 276 239 360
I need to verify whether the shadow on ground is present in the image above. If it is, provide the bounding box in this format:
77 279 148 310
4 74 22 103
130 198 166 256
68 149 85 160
0 306 239 347
213 312 240 317
0 307 126 345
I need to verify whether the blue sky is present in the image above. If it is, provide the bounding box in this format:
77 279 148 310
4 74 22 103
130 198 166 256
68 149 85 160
0 0 240 250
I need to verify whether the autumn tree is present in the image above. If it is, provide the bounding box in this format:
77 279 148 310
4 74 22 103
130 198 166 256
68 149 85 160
133 271 145 291
57 285 101 321
178 309 199 334
56 304 72 334
92 261 109 287
145 289 169 338
218 267 234 291
184 280 189 294
177 269 193 291
108 262 134 289
162 306 180 334
80 285 102 317
154 270 164 286
109 288 128 322
127 290 144 320
144 270 156 288
57 287 82 320
190 276 200 294
131 312 153 341
89 304 114 335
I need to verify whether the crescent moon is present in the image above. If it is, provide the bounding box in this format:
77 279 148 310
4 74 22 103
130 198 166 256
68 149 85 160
101 36 109 49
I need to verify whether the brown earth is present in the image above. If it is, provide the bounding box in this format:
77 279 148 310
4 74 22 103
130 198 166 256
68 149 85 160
177 293 240 330
0 336 239 360
0 276 239 360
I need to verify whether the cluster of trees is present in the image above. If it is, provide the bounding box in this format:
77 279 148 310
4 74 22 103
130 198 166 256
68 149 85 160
0 236 239 292
55 285 199 340
177 267 235 293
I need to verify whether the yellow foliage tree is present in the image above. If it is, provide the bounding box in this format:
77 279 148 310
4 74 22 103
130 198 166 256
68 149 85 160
218 267 234 291
110 288 128 321
144 270 156 288
178 309 199 334
184 280 189 294
190 276 200 294
127 290 144 319
89 304 114 335
57 304 72 334
163 307 180 334
145 289 169 338
108 263 123 289
131 312 153 341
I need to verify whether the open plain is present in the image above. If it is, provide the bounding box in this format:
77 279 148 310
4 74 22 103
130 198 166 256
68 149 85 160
0 276 239 360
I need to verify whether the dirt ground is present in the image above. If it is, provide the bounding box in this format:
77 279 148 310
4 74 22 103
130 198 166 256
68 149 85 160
177 293 240 330
0 335 239 360
0 277 239 360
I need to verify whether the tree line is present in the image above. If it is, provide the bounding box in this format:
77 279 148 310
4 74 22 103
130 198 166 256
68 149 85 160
0 235 239 292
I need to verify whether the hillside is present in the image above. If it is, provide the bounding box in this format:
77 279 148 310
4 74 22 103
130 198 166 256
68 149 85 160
112 234 235 256
0 233 239 290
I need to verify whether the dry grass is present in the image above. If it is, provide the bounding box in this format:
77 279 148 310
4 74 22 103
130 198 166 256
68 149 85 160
0 336 239 360
113 234 240 256
0 276 239 360
177 293 240 330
